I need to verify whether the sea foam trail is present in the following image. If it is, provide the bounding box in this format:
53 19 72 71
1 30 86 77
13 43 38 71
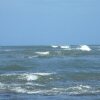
28 55 38 59
34 72 54 76
77 45 91 51
0 83 99 95
35 51 50 55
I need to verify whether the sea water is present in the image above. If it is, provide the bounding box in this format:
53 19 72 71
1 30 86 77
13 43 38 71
0 45 100 100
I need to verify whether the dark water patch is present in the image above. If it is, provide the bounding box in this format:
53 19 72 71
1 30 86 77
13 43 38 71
0 65 32 71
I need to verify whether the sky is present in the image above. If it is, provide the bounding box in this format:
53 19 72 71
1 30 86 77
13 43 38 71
0 0 100 45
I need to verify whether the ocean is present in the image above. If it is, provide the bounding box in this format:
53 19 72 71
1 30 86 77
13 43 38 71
0 45 100 100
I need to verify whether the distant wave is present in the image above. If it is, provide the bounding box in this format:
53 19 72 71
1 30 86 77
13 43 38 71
60 45 72 51
77 45 92 51
51 45 58 48
60 45 70 49
35 51 50 55
0 49 13 52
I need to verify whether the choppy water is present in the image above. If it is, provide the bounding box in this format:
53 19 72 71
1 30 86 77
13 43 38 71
0 45 100 100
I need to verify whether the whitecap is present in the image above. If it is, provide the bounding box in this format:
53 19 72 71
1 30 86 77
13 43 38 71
35 51 50 55
0 73 17 76
0 82 5 89
28 55 38 59
0 72 53 81
19 73 38 81
11 87 27 93
34 72 54 76
26 82 44 86
25 85 92 95
51 45 58 48
67 85 91 91
60 45 71 50
77 45 91 51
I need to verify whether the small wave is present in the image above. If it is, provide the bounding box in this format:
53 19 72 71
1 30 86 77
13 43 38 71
9 85 100 95
19 73 38 81
77 45 91 51
28 55 38 59
11 87 27 93
4 49 13 52
66 85 91 95
60 45 71 50
34 72 55 76
0 73 38 81
0 82 5 89
0 83 100 95
25 82 44 86
35 51 50 56
0 72 54 82
51 45 58 48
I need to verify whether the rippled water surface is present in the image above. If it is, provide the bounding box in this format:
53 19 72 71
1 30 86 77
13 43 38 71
0 45 100 100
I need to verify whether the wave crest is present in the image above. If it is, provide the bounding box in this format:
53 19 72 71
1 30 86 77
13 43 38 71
51 45 58 48
35 51 50 56
77 45 91 51
18 73 38 81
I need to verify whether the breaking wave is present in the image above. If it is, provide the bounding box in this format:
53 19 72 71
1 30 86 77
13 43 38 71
0 72 55 81
60 45 70 49
34 72 55 76
77 45 91 51
0 83 99 95
35 51 50 56
51 45 58 48
18 73 38 81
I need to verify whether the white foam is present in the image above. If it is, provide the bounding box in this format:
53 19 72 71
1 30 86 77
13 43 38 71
0 82 5 89
77 45 91 51
66 85 92 95
11 87 27 93
28 55 38 59
0 72 53 81
26 83 44 87
0 73 17 76
60 46 71 50
19 73 38 81
35 51 50 55
26 85 92 95
51 45 58 48
0 83 99 95
67 85 91 91
34 72 54 76
18 72 54 81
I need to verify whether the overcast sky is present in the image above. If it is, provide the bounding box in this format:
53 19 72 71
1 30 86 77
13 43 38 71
0 0 100 45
